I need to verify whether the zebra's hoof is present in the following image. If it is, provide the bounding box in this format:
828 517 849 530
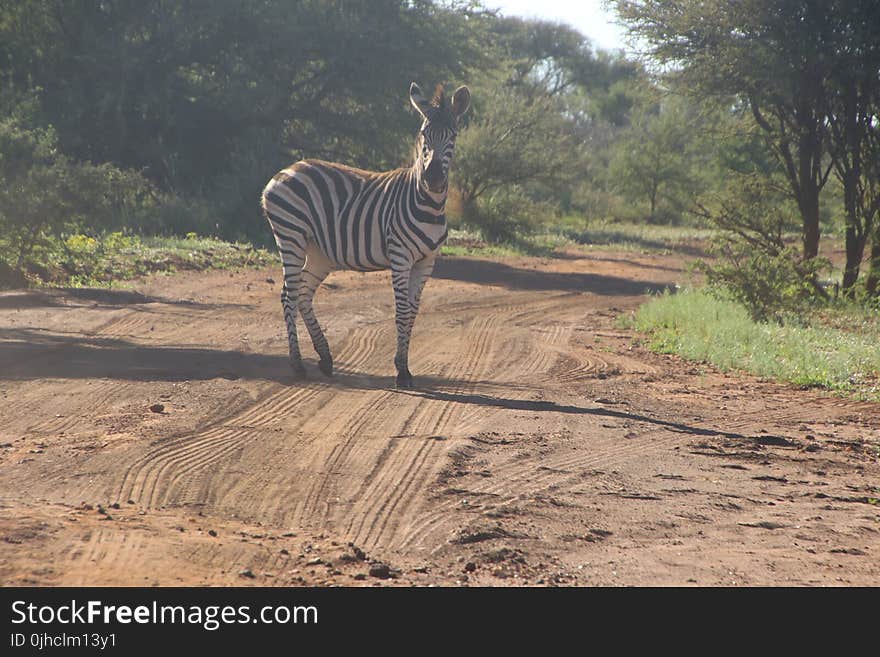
318 358 333 377
395 371 413 389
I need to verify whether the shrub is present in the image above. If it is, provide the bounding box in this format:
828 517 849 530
0 117 152 277
460 189 551 245
694 175 830 323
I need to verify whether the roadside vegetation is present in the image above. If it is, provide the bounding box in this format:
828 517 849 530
1 232 275 288
611 1 880 399
628 289 880 401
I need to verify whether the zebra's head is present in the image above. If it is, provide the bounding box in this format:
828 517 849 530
409 82 470 194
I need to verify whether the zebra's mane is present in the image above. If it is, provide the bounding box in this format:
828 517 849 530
425 84 455 129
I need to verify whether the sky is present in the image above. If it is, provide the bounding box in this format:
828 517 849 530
482 0 629 53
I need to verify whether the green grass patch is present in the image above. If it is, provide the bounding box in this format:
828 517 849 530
626 288 880 401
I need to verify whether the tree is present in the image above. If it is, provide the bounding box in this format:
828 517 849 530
0 0 483 239
454 86 579 206
616 0 833 260
0 117 150 278
451 82 582 241
822 0 880 294
608 94 699 222
693 174 830 323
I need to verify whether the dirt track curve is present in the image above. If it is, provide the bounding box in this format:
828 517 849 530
1 248 878 586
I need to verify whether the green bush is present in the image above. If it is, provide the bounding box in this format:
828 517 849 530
697 244 831 324
0 117 153 277
140 194 218 238
460 189 551 245
694 175 831 323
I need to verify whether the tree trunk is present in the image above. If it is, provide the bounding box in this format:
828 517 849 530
797 127 822 260
841 151 867 293
842 221 867 293
779 88 826 262
839 80 866 295
799 184 821 260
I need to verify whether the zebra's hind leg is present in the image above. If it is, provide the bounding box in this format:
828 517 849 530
298 246 334 377
280 250 307 378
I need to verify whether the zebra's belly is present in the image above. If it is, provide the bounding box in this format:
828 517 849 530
315 228 392 271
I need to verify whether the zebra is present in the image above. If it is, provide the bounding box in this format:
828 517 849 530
261 82 471 388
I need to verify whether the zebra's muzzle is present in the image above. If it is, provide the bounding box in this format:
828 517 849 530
424 159 446 193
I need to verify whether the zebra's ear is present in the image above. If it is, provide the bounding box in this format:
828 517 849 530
409 82 432 118
451 85 471 119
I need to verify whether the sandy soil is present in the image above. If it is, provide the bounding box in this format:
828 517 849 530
0 247 878 586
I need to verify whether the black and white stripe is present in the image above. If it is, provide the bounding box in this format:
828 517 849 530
261 82 471 387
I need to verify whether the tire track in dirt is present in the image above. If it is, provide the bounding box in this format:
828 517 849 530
260 296 516 545
7 252 878 587
115 322 389 509
16 382 119 436
393 297 593 549
405 361 687 549
1 308 159 435
5 303 227 438
405 426 695 554
209 318 419 528
342 311 504 547
63 320 396 577
432 295 578 431
344 295 553 549
70 526 151 586
124 310 423 515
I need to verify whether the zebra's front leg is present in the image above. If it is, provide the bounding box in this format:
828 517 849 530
391 264 415 388
392 256 435 389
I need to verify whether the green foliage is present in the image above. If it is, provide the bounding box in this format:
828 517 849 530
452 78 583 243
453 84 581 203
8 0 874 306
0 117 152 276
459 188 555 245
0 0 481 240
616 0 880 282
607 94 704 223
630 288 880 400
8 232 274 289
693 176 831 323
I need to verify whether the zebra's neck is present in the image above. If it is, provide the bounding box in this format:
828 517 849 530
408 166 447 225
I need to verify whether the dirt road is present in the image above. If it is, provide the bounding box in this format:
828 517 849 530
1 248 878 586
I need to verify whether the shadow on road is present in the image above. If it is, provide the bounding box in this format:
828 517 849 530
0 327 504 391
0 287 241 310
433 257 674 296
402 388 795 445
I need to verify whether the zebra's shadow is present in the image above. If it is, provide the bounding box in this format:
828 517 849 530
0 327 515 394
